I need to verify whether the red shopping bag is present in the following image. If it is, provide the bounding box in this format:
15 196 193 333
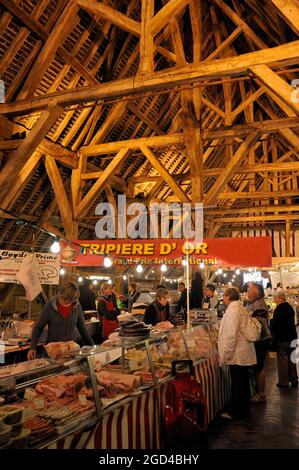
162 360 208 449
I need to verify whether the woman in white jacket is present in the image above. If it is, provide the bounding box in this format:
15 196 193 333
218 287 259 419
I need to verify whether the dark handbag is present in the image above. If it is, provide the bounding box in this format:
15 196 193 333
162 360 208 449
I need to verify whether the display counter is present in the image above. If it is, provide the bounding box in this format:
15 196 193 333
0 322 231 449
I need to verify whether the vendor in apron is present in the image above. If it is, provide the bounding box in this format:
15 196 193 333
97 283 121 339
144 288 170 326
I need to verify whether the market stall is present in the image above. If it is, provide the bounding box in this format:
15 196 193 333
0 323 230 450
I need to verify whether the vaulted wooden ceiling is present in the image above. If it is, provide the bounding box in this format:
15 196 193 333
0 0 298 256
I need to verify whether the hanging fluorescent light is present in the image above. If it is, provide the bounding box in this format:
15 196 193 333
78 276 83 283
161 264 167 272
136 264 143 273
104 256 112 268
60 268 66 276
50 238 60 254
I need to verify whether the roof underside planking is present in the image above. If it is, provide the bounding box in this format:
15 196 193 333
0 0 298 257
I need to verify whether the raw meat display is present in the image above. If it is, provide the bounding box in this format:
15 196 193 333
96 370 141 394
35 373 87 400
154 321 174 330
44 341 80 359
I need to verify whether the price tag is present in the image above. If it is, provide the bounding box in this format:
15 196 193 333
33 396 45 410
24 387 36 400
187 340 196 349
79 394 88 406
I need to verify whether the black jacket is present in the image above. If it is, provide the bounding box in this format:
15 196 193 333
177 288 187 312
271 302 297 344
144 300 170 326
79 286 96 311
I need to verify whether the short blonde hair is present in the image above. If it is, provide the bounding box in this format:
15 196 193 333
275 291 287 302
101 282 111 294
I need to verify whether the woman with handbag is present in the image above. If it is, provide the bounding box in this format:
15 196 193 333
218 287 260 420
97 283 121 340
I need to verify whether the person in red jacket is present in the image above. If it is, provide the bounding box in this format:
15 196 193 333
97 283 120 339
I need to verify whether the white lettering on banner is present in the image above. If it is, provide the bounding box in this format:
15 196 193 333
0 250 60 285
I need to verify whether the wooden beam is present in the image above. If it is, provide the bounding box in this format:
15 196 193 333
270 0 299 35
76 148 130 218
250 65 299 116
206 204 299 216
2 40 299 117
214 0 268 49
76 0 141 36
18 1 78 100
45 156 73 236
140 145 190 203
218 189 299 200
151 0 189 36
0 104 62 201
139 0 154 74
71 154 86 215
205 132 259 205
81 133 184 156
208 214 299 223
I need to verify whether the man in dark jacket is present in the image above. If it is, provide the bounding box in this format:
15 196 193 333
28 282 94 360
79 279 96 311
246 283 271 402
144 288 170 326
272 291 298 388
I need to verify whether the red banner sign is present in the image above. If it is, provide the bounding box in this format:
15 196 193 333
60 237 272 267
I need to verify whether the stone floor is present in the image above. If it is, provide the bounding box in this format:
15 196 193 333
209 352 299 449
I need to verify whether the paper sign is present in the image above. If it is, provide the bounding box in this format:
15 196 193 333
16 255 42 301
0 250 60 285
78 394 88 406
33 396 45 410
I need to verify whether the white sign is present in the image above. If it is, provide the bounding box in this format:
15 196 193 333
0 250 60 285
16 255 42 301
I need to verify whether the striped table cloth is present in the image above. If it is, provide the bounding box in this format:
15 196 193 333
50 354 231 449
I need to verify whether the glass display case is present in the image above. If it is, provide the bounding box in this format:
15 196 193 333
0 325 217 448
0 356 100 449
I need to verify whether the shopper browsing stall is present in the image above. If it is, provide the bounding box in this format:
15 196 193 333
218 287 258 420
27 282 94 360
246 283 271 403
271 291 298 388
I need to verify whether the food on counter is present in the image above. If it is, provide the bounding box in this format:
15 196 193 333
154 321 174 330
0 359 50 378
35 373 87 400
0 384 19 404
118 313 134 322
125 348 147 362
23 417 55 445
96 370 141 394
44 341 80 359
119 320 150 338
133 371 153 384
1 405 24 425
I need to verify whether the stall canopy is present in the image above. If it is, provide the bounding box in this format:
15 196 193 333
61 237 272 268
